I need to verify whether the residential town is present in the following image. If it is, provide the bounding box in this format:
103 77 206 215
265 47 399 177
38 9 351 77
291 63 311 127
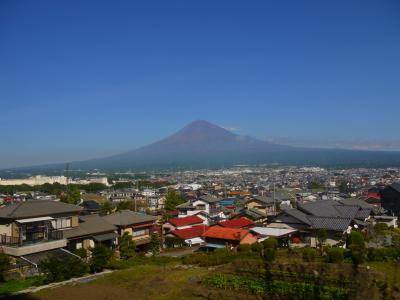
0 165 400 288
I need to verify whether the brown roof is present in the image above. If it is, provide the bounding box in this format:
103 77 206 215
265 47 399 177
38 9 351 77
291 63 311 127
0 200 82 220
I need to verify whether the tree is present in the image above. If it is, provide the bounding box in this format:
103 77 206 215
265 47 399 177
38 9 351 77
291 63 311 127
39 256 88 283
0 253 10 281
119 232 136 259
90 244 113 273
347 231 365 248
327 247 344 263
164 190 184 211
101 201 113 215
149 233 161 256
116 201 130 211
61 188 81 205
347 231 366 268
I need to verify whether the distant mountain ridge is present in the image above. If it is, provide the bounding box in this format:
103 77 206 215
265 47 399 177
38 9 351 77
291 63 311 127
7 120 400 171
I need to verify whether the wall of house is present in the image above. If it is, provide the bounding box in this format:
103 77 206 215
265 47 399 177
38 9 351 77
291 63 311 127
71 216 79 227
0 223 12 236
83 239 94 249
240 234 257 245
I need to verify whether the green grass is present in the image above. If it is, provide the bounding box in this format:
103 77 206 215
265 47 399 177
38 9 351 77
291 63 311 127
0 276 43 295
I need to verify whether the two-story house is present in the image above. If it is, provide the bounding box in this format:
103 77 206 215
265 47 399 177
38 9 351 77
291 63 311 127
0 200 82 257
103 210 157 250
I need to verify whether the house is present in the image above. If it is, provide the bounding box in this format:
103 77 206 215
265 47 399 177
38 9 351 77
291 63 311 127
202 226 257 249
103 210 157 249
171 225 208 246
176 195 226 219
381 182 400 216
218 217 255 229
245 196 279 216
270 199 374 247
0 200 82 257
250 227 297 246
63 214 118 250
79 200 102 215
163 215 204 234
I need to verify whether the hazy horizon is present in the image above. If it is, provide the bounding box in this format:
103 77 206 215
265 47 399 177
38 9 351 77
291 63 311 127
1 1 400 168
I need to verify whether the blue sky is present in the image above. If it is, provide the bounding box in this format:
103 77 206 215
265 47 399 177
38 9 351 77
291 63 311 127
1 0 400 168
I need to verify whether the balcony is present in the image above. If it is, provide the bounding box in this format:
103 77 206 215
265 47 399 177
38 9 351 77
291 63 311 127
0 230 67 256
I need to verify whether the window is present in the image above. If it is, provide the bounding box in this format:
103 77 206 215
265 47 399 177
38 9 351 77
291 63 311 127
133 229 146 237
51 218 72 229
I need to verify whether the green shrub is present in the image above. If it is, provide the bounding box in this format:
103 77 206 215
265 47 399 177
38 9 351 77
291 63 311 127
89 244 114 273
237 244 252 253
327 247 344 263
367 247 400 261
251 242 264 253
74 248 88 259
263 238 278 249
347 231 364 248
374 223 389 234
0 253 11 281
39 256 89 283
264 248 276 262
302 247 317 262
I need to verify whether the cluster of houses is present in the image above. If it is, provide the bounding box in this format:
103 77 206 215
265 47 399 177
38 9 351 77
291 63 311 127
1 179 400 277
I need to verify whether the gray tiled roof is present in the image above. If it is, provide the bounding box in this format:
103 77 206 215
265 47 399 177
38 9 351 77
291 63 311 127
199 195 222 203
0 200 82 219
390 182 400 193
249 196 278 205
63 214 117 239
308 216 352 231
284 209 312 225
103 210 156 226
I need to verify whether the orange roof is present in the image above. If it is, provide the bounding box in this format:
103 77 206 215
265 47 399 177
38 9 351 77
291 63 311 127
203 226 250 241
227 191 250 196
218 217 254 228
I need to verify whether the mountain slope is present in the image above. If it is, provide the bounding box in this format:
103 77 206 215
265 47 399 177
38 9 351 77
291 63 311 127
7 120 400 171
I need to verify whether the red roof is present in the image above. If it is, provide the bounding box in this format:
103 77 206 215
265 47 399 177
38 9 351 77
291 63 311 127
168 215 203 227
172 225 208 239
203 226 249 241
218 217 254 228
367 192 381 200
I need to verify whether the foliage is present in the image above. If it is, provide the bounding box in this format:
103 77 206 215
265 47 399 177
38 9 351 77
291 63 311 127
138 180 170 190
205 274 349 299
112 181 134 189
101 201 113 215
347 231 365 248
119 232 136 260
349 245 366 266
60 187 81 204
374 223 389 234
164 190 185 211
74 247 88 259
237 244 252 253
149 233 161 256
0 253 11 281
264 248 277 262
89 244 114 273
317 229 328 245
367 247 400 262
116 201 130 211
302 247 317 262
164 236 185 248
251 242 264 253
39 256 89 283
327 247 344 263
262 238 278 249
